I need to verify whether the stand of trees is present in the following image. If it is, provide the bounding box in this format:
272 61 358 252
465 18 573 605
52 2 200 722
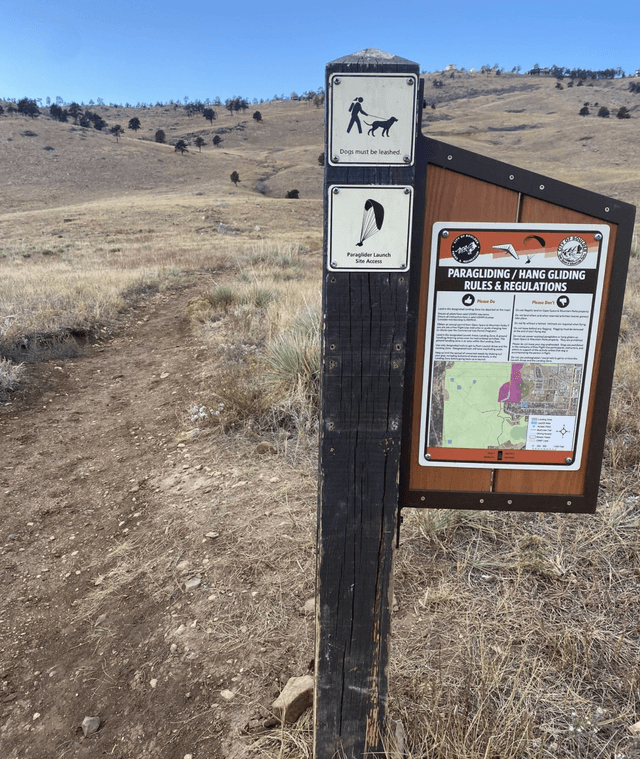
528 64 625 79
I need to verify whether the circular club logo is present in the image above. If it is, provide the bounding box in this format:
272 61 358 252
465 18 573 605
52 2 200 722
450 233 480 264
557 235 588 266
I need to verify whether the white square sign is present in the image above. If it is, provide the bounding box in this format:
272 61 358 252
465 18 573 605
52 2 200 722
328 73 417 166
328 185 413 272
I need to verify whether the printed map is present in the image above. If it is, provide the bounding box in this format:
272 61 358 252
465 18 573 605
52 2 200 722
428 362 583 450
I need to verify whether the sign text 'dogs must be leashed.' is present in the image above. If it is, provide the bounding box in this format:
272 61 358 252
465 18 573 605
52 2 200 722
328 73 418 166
419 223 609 472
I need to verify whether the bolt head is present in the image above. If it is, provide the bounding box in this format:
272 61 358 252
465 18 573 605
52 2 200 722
442 230 449 238
565 457 573 464
334 77 341 85
403 155 410 163
332 187 340 194
333 156 339 163
595 233 603 241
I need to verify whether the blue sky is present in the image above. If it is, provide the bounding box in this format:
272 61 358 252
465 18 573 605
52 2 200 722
2 0 638 105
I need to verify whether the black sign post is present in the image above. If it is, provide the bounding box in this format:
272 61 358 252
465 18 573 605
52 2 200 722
315 49 420 758
316 49 635 759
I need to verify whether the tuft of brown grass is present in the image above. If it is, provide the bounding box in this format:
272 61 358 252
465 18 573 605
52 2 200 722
188 240 321 438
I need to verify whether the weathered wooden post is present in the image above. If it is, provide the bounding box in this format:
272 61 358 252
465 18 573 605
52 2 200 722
315 49 420 758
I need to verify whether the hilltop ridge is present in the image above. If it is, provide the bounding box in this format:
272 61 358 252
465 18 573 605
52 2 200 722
2 71 640 215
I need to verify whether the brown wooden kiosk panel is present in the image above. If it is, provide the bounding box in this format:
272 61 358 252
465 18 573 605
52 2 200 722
408 166 520 494
401 136 635 514
494 197 618 496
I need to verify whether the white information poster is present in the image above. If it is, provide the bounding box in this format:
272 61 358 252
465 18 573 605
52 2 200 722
328 73 417 166
328 185 413 272
419 223 609 470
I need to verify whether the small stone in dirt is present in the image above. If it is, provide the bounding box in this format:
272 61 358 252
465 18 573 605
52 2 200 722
272 675 314 723
220 689 235 700
81 715 101 736
255 442 277 455
150 679 158 688
205 531 219 540
630 720 640 735
170 643 178 654
33 712 41 720
160 372 170 379
300 597 315 615
184 577 202 591
94 614 107 627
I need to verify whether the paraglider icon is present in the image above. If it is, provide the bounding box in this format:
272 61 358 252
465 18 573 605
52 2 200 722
356 199 384 247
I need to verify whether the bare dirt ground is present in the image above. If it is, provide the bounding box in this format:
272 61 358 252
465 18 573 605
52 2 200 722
2 75 640 759
0 277 318 759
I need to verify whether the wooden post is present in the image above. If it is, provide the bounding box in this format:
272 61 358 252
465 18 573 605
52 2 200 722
315 49 420 759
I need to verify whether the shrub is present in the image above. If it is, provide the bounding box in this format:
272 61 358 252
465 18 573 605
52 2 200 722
209 285 236 311
239 287 275 309
266 310 320 402
155 129 166 143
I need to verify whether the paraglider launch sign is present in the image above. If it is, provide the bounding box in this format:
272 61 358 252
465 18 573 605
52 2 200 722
419 222 609 470
328 185 413 271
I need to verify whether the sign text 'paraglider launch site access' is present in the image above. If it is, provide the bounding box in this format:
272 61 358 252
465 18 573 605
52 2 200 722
327 185 413 271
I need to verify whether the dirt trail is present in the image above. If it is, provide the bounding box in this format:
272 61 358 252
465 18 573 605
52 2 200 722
0 282 317 758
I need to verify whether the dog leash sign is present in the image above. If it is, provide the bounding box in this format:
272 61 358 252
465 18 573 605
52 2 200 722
328 73 418 166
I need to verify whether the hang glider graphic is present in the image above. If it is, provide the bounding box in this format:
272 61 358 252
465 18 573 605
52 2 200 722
493 243 520 260
357 199 384 246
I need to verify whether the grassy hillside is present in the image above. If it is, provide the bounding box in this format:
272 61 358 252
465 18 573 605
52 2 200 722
421 71 640 210
2 70 639 388
1 74 640 759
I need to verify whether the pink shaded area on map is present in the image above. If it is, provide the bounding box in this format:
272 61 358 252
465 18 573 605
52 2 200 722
498 364 523 403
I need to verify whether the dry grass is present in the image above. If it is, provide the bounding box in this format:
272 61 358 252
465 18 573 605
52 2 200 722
3 83 640 758
388 499 640 759
185 239 321 438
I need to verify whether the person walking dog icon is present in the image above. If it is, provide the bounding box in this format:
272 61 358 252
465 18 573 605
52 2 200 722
347 97 368 134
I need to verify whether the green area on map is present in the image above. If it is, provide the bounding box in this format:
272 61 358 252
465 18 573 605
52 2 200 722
428 361 582 450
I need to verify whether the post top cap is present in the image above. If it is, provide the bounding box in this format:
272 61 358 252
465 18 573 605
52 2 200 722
328 49 418 67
